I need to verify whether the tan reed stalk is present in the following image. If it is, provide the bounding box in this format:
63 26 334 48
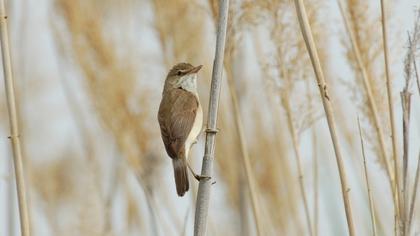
7 157 16 236
282 93 313 236
293 0 355 235
414 57 420 95
401 18 419 232
194 0 229 235
337 0 394 188
306 78 319 236
213 2 263 233
380 1 401 219
226 74 263 235
133 174 160 236
238 172 250 235
357 117 377 236
401 88 412 236
252 29 301 232
407 151 420 235
337 3 400 230
313 130 319 236
0 1 31 236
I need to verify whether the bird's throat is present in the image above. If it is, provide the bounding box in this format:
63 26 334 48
177 74 198 94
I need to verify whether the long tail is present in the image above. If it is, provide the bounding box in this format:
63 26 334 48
172 158 189 196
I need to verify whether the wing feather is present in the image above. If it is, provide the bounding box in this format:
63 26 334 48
158 88 198 159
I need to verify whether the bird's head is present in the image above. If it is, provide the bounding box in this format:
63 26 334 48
164 63 203 90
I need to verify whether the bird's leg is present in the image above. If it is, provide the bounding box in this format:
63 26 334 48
187 162 211 181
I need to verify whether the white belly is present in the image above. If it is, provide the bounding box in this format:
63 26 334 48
184 103 203 159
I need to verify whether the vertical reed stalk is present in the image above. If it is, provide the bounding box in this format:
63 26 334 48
194 0 229 235
306 78 318 236
407 151 420 235
337 0 394 189
313 131 319 236
282 94 313 236
357 117 377 236
380 3 402 233
379 1 400 223
293 0 355 235
132 174 160 236
226 74 263 235
400 90 412 236
414 57 420 95
0 1 31 235
337 3 400 231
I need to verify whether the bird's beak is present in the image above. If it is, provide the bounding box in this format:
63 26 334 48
186 65 203 75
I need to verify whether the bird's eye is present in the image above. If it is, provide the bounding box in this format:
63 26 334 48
177 71 182 76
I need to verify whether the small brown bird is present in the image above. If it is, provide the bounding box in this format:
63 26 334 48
158 63 204 196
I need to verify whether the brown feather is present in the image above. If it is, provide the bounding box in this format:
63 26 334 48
158 88 198 196
173 158 189 196
158 88 198 159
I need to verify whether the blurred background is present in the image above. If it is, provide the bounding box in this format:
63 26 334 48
0 0 419 235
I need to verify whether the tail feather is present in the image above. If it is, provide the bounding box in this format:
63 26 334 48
172 158 189 196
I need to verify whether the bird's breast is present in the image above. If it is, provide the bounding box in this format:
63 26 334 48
184 102 203 159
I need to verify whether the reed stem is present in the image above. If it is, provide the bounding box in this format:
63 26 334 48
0 1 31 235
226 74 263 235
283 93 313 236
337 2 400 231
293 0 355 234
407 151 420 235
379 1 400 222
357 117 377 236
194 1 229 235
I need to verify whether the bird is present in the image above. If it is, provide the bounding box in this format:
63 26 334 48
158 62 205 197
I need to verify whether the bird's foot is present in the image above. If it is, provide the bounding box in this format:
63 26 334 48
187 163 211 181
204 127 220 134
193 174 212 181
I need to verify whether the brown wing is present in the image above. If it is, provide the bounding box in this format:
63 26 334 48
158 88 198 159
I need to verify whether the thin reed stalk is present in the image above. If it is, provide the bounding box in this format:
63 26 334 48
337 3 400 231
293 0 354 235
401 16 419 232
379 1 400 220
312 130 319 236
337 0 394 190
0 1 31 236
414 57 420 95
282 93 313 236
400 90 412 236
194 0 229 235
134 174 160 236
214 2 263 233
306 77 318 236
226 74 263 235
407 151 420 235
357 117 377 236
